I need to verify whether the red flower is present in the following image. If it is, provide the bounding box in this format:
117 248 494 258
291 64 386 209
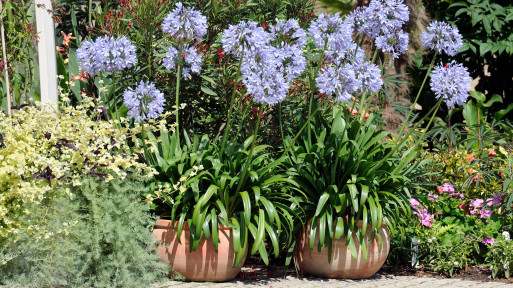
488 149 497 157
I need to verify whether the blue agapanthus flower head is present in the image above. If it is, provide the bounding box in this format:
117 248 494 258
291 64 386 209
163 44 202 79
222 20 271 58
308 13 347 49
123 81 165 121
77 35 137 75
241 47 290 105
430 61 471 108
270 19 307 48
316 63 359 103
162 2 207 42
351 0 409 39
422 21 463 56
353 59 383 94
375 30 409 59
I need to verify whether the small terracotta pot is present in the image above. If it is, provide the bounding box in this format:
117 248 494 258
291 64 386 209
295 219 390 279
153 219 247 282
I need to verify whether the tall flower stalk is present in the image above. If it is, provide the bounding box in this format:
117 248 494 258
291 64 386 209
161 2 207 143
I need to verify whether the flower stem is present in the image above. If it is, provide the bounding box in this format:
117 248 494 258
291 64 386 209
175 43 184 143
396 53 437 143
234 104 265 196
220 49 244 154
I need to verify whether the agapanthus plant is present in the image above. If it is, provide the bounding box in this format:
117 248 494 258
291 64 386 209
430 61 471 108
123 80 165 121
76 35 137 75
350 0 409 59
222 20 270 58
161 2 207 143
161 2 207 42
422 21 463 56
163 44 202 79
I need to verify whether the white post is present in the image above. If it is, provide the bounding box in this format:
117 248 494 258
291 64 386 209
35 0 58 106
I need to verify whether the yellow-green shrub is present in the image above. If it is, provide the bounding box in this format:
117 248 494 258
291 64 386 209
0 98 155 241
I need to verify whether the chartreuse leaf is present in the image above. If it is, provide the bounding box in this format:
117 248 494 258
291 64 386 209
251 209 266 255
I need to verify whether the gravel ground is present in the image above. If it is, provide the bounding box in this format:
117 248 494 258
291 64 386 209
155 273 513 288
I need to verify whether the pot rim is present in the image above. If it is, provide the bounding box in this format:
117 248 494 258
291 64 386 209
154 218 234 230
305 217 387 229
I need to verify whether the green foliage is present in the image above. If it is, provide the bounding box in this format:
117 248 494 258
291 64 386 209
449 0 513 57
288 106 428 262
0 176 167 287
1 0 39 112
484 235 513 278
146 130 299 267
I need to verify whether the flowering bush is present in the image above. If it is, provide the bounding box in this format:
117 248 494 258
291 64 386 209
0 98 154 244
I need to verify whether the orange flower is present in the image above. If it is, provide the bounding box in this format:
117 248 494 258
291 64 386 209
61 31 76 47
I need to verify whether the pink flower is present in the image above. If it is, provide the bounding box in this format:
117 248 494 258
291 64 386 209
441 183 455 193
409 198 420 208
420 211 435 228
470 198 484 208
467 155 474 163
482 237 495 246
428 193 439 202
480 209 492 218
486 193 503 206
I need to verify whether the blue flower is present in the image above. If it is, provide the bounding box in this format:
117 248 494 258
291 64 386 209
77 35 137 75
163 44 202 79
351 0 409 39
353 59 383 94
270 19 307 48
123 81 165 121
430 61 471 108
309 14 357 63
222 20 271 58
162 2 207 42
241 47 289 105
316 63 359 103
422 21 463 56
375 30 409 59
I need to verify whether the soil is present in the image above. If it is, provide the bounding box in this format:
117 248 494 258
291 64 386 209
379 265 513 284
242 255 513 284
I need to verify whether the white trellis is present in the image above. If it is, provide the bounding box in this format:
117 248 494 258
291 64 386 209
35 0 57 106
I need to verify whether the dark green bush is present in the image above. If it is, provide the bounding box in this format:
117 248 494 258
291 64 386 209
0 176 167 288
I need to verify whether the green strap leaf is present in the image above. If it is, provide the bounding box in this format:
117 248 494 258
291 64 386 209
250 209 266 255
315 192 330 217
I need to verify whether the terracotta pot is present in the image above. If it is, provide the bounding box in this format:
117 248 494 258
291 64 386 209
153 219 247 282
295 219 390 279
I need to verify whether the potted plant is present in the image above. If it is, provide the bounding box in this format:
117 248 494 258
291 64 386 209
147 128 298 281
289 107 421 278
282 0 472 278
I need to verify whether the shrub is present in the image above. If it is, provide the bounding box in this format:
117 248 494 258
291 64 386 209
0 98 154 248
0 176 167 287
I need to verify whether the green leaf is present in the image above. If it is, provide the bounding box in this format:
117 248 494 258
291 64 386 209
240 191 251 225
315 193 330 217
250 209 266 255
201 86 217 96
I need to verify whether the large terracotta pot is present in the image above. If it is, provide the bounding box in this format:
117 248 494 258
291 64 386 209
295 219 390 279
153 219 247 282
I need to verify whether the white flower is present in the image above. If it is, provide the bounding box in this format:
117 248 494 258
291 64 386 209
503 231 510 240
